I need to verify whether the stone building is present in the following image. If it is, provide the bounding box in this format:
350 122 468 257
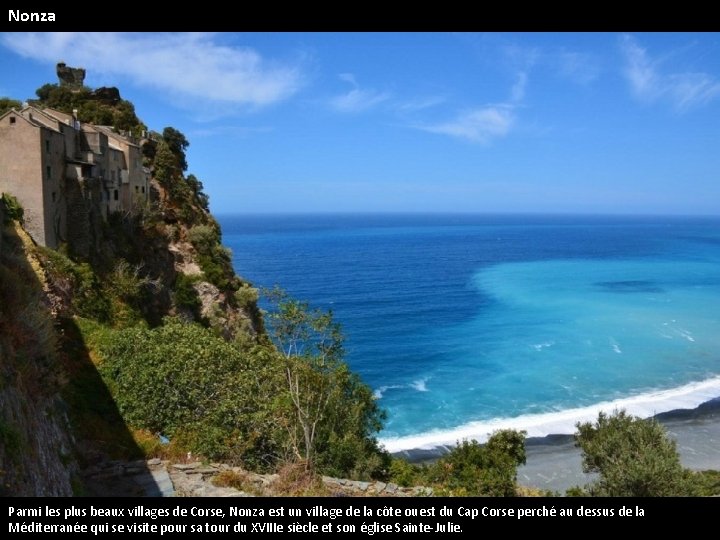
0 105 149 250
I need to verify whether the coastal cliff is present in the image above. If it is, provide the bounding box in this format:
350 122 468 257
0 75 266 494
0 70 386 496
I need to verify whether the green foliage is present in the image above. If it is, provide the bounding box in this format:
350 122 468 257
265 287 389 478
174 273 202 314
565 485 588 497
162 127 189 172
1 193 24 223
34 83 144 134
389 457 422 487
187 224 236 290
574 410 696 496
692 470 720 496
35 83 87 108
186 174 210 211
152 140 182 189
424 430 527 496
63 260 112 322
0 97 22 116
105 260 157 327
37 247 155 325
234 283 259 309
97 319 288 469
187 224 220 254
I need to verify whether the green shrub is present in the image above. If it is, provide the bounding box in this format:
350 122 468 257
173 273 202 313
692 470 720 496
424 430 526 496
97 319 288 469
187 224 236 290
1 193 24 223
574 410 696 496
389 457 421 487
234 284 259 309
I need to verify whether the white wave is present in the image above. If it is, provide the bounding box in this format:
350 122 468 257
374 384 403 399
678 329 695 342
379 376 720 453
609 337 622 354
411 378 430 392
532 341 555 351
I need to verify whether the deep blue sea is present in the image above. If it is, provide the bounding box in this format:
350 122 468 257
220 214 720 452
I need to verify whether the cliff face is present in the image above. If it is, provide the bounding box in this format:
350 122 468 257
0 210 77 495
0 173 263 495
0 75 265 495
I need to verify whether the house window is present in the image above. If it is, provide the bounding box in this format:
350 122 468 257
46 165 52 180
141 186 145 194
135 186 139 193
9 117 16 125
45 140 50 153
51 192 56 202
111 170 116 181
114 190 118 201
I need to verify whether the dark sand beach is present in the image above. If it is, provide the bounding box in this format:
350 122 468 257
518 398 720 492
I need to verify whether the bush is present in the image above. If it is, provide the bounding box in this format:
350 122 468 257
1 193 24 223
234 283 259 309
574 410 696 496
187 224 236 290
174 273 202 314
97 319 289 469
692 470 720 496
389 457 421 487
424 430 526 496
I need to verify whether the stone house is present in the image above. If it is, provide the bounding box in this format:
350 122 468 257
0 106 149 250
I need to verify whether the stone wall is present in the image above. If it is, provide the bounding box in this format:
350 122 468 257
0 112 46 245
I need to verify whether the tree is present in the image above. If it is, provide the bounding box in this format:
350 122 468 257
0 97 22 116
425 430 526 496
264 287 387 476
265 287 344 464
162 127 189 171
574 410 696 496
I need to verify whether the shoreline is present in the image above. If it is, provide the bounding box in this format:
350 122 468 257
381 377 720 454
393 397 720 492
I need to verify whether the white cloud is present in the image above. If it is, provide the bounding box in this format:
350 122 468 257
1 32 304 107
620 34 720 111
419 106 514 144
396 96 446 112
554 50 600 84
330 73 390 113
510 72 528 102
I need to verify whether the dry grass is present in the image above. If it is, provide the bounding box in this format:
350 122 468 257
132 429 193 462
270 461 330 497
212 469 264 495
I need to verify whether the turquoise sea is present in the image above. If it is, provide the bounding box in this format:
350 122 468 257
220 214 720 453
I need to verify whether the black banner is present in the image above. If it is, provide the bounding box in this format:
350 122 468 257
2 497 718 536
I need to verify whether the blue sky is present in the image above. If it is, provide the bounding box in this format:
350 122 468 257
1 32 719 215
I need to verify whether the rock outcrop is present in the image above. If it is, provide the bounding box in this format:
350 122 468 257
56 62 85 88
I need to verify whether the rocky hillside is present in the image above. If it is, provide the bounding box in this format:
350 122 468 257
0 200 77 495
0 71 389 497
0 79 266 494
